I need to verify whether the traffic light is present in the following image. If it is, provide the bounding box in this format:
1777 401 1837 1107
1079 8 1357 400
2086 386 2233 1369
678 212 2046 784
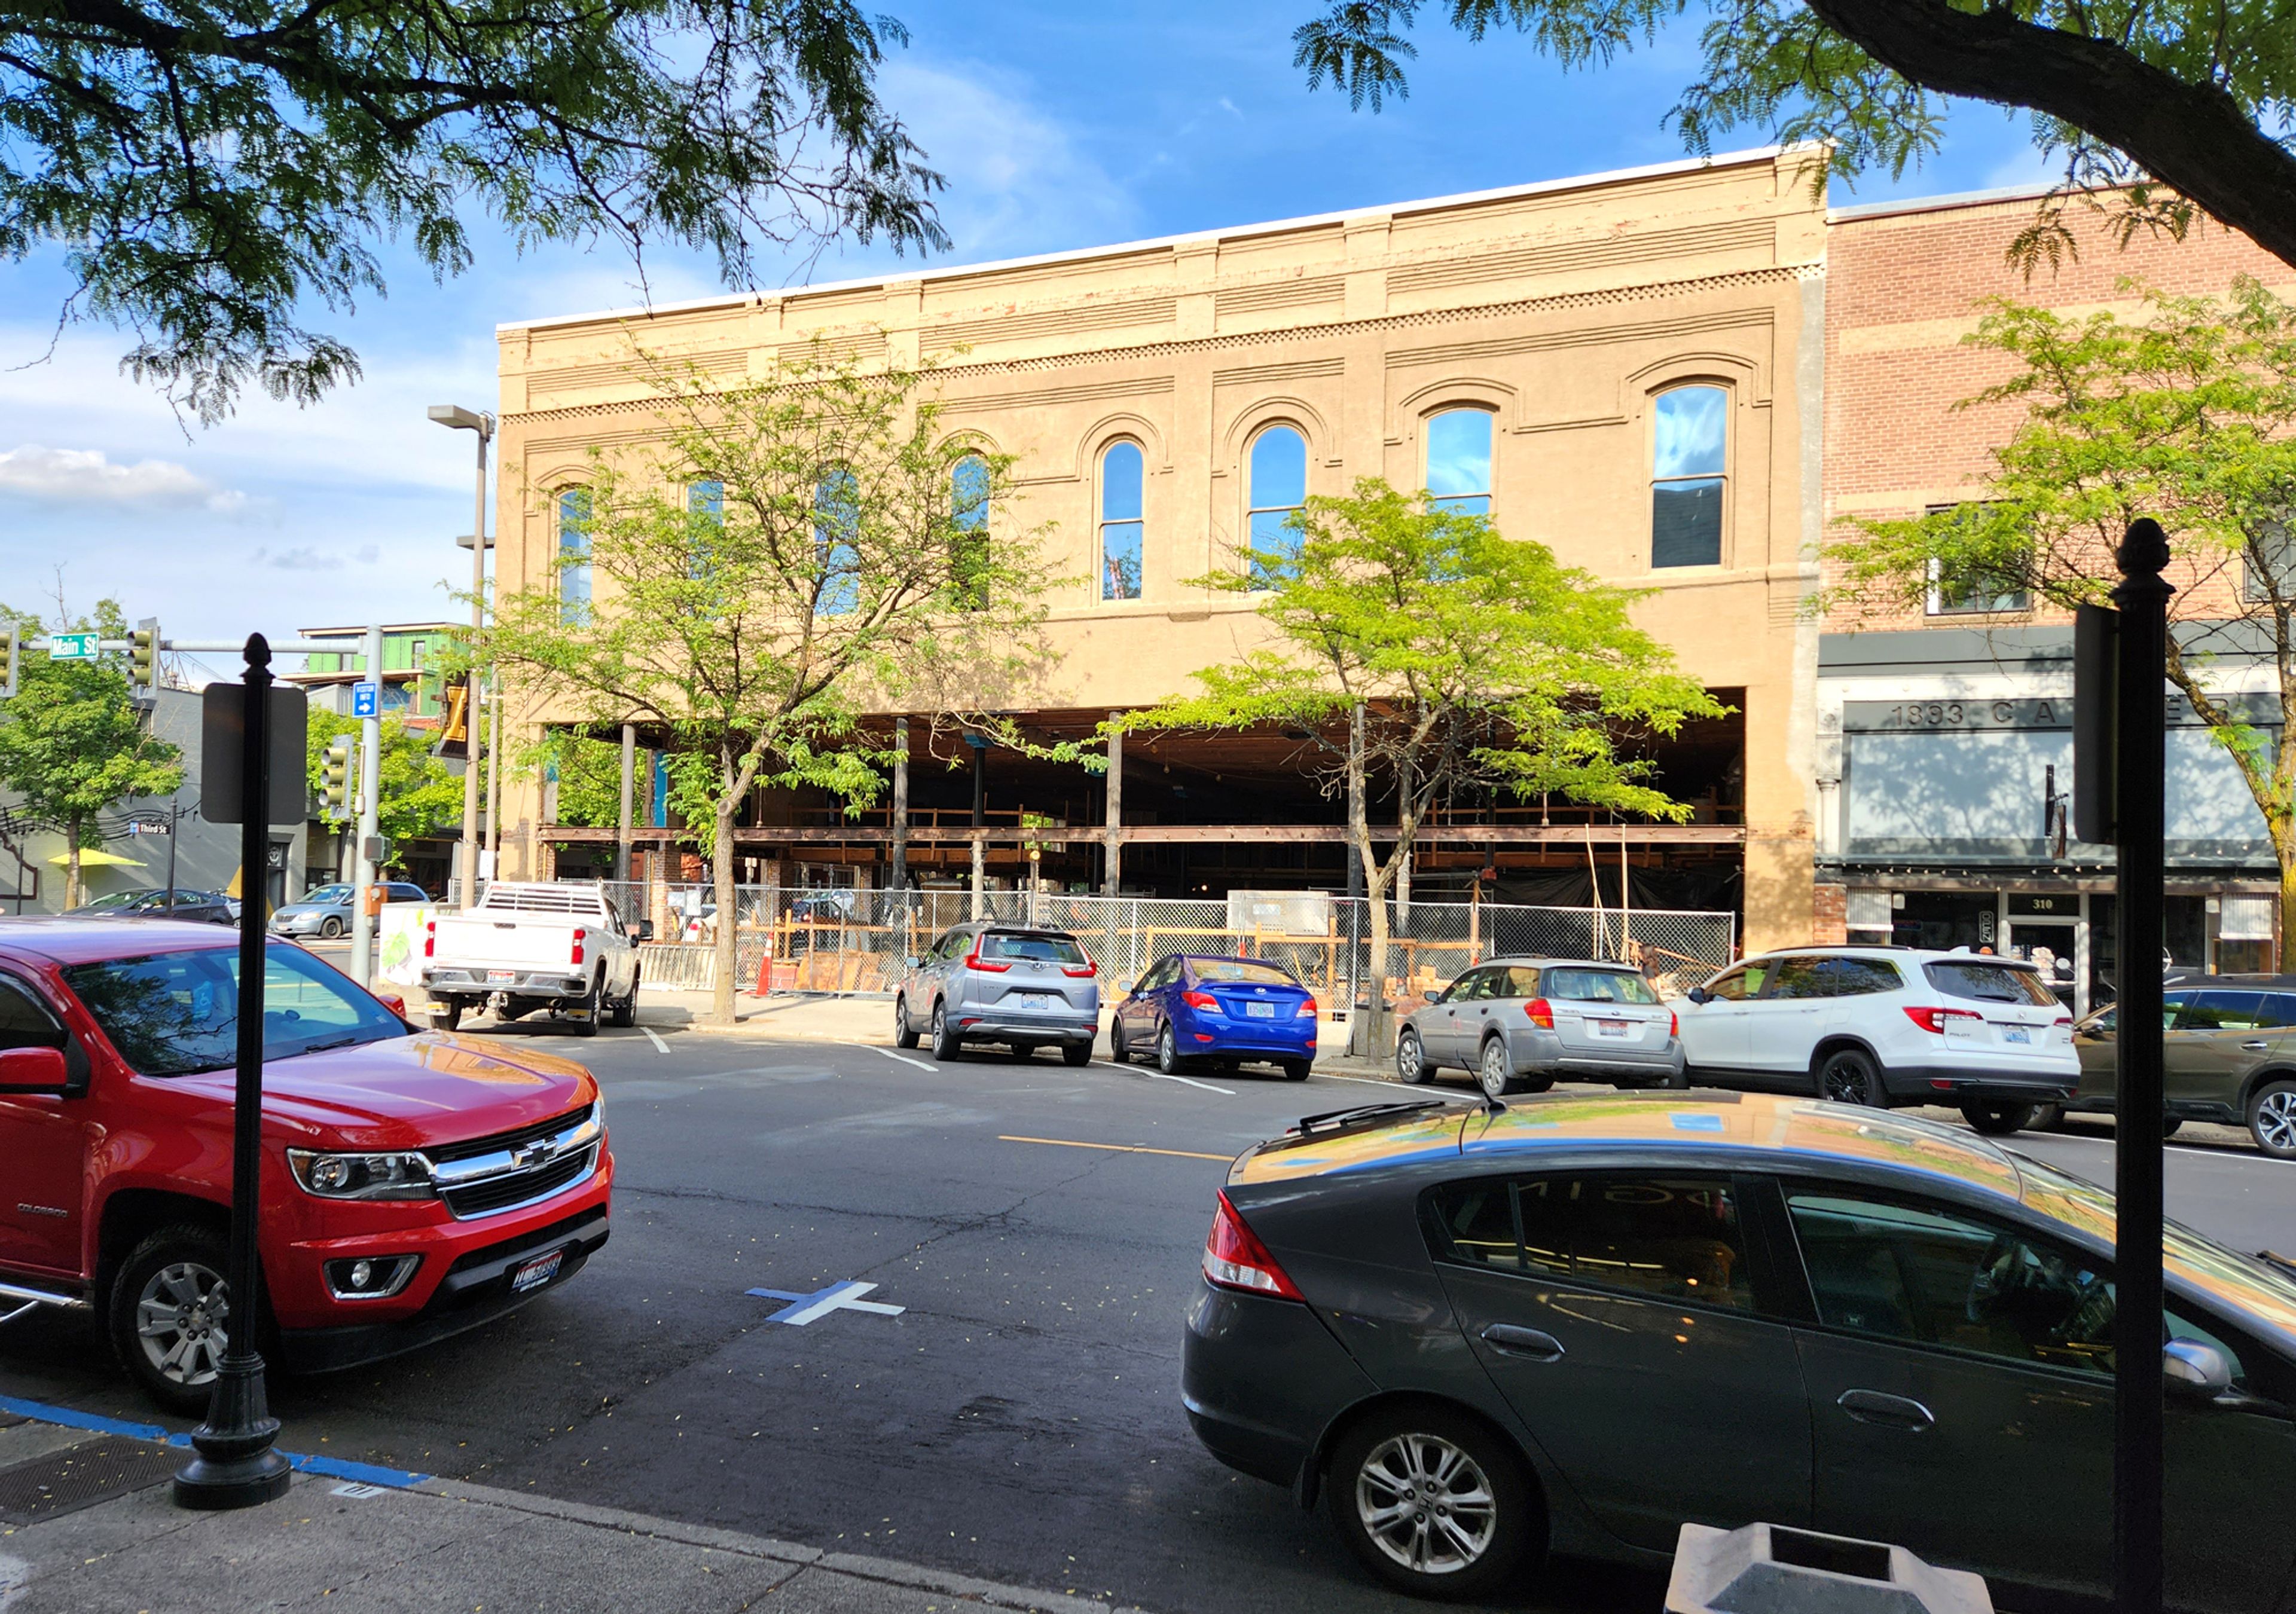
128 618 159 698
0 623 16 699
322 739 353 815
433 674 469 760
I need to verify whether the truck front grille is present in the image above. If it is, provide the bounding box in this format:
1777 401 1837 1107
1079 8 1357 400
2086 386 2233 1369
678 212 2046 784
429 1104 602 1220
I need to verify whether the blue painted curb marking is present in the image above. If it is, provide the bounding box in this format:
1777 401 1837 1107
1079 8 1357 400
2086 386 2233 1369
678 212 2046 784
744 1279 905 1326
1670 1112 1727 1132
0 1393 429 1488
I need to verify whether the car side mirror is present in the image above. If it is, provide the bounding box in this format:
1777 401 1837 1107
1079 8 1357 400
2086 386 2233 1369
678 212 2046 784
1687 987 1711 1005
0 1046 70 1095
373 991 408 1019
633 920 654 942
2164 1338 2234 1399
904 955 922 970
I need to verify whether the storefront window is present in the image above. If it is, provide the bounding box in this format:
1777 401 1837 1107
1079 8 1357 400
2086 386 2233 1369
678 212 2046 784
1889 891 1995 952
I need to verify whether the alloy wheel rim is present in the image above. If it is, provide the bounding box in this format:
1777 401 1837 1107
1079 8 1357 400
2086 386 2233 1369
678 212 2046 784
2260 1091 2296 1151
1355 1433 1498 1576
1397 1034 1420 1080
136 1260 229 1387
1480 1043 1507 1098
1823 1060 1867 1104
1160 1026 1175 1068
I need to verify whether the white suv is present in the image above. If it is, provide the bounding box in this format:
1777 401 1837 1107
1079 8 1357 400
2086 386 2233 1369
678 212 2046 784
1671 947 2079 1135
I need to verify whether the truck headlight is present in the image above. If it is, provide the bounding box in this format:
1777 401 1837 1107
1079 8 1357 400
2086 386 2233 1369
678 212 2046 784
286 1148 436 1201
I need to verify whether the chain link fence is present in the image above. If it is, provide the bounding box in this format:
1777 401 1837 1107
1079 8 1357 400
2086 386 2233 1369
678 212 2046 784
566 878 1736 1002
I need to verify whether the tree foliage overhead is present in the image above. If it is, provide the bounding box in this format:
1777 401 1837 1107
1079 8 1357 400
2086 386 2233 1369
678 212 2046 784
1825 280 2296 925
0 597 184 907
1290 0 2296 270
304 709 463 861
0 0 947 420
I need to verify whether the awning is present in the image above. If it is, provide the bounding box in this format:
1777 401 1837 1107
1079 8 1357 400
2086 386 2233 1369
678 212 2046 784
45 849 144 868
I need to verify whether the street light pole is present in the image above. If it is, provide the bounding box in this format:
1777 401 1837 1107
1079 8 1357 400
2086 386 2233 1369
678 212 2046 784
429 405 493 910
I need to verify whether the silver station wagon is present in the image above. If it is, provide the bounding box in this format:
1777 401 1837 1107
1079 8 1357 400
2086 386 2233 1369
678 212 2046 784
1396 956 1687 1098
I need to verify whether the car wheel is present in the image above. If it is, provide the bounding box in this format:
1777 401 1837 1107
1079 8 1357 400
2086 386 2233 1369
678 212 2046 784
1396 1029 1433 1086
894 995 920 1049
1156 1022 1184 1075
2161 1115 2184 1138
1656 1068 1691 1090
1062 1041 1092 1068
570 978 602 1037
1009 1041 1037 1060
1817 1048 1885 1107
1476 1038 1519 1101
1109 1020 1131 1063
2029 1102 2064 1132
2249 1078 2296 1158
1327 1404 1538 1601
434 998 465 1032
1281 1059 1312 1082
109 1224 243 1417
929 1001 961 1062
611 967 640 1028
319 915 344 940
1961 1100 2036 1136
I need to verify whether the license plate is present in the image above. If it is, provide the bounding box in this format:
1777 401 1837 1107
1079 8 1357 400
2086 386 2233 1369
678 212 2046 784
1013 992 1054 1011
1593 1019 1631 1038
1245 1001 1277 1019
510 1249 564 1294
487 969 516 984
2003 1026 2032 1045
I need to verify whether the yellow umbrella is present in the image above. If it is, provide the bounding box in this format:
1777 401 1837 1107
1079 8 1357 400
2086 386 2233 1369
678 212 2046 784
45 848 144 867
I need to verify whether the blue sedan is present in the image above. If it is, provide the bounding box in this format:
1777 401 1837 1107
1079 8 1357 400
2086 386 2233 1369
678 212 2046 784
1110 954 1317 1080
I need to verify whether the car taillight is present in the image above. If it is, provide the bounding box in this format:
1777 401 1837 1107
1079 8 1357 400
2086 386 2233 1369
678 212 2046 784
1669 1010 1679 1038
1203 1191 1303 1301
1062 961 1098 977
572 928 586 966
423 921 435 959
1905 1005 1981 1034
1297 996 1317 1018
964 948 1010 973
1182 989 1218 1010
1523 997 1555 1029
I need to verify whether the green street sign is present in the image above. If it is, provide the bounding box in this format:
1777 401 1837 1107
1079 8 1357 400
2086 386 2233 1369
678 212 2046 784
48 632 98 662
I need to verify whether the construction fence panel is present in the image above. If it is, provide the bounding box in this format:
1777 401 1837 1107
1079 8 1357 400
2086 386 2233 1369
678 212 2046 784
563 877 1738 1000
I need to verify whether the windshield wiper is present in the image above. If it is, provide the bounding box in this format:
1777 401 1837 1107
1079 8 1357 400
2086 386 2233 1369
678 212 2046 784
291 1034 369 1057
1289 1099 1454 1137
2258 1249 2296 1279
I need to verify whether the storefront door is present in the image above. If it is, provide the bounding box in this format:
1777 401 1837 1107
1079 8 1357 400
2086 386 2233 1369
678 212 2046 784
2005 919 2079 1011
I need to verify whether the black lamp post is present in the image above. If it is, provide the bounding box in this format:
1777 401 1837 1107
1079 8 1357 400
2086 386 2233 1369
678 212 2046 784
173 634 293 1509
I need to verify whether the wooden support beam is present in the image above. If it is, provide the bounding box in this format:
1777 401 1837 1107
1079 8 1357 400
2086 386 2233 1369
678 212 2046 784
544 823 1747 848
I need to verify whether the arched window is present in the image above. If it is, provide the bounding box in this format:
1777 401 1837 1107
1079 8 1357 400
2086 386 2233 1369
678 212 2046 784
557 488 592 626
1246 426 1307 588
951 453 991 610
1099 441 1144 601
1651 386 1727 568
1425 409 1492 517
814 466 860 616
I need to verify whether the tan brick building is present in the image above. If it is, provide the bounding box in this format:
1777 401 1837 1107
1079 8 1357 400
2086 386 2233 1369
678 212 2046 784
491 146 1832 949
1818 191 2296 1006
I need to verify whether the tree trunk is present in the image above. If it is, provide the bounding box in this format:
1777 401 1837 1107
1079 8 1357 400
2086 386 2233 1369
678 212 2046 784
710 803 739 1027
65 818 82 911
2277 824 2296 970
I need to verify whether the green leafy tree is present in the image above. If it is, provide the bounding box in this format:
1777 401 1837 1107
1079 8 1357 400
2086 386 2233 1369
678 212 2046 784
305 711 464 869
1 1 945 421
0 600 183 908
1126 478 1724 1044
528 731 633 831
1290 0 2296 270
1826 279 2296 932
488 346 1054 1024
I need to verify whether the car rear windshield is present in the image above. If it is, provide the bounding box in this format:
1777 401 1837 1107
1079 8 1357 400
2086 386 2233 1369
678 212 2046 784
60 943 409 1077
979 931 1089 965
1190 959 1297 986
1542 968 1659 1005
1923 961 2059 1005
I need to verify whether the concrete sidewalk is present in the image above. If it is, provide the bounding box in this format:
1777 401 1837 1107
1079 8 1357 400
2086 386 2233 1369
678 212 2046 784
0 1407 1146 1614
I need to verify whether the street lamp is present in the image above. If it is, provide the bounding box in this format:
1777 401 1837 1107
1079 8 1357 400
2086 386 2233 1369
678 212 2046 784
429 404 493 910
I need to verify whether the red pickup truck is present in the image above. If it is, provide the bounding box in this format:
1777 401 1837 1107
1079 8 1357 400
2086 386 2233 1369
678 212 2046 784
0 918 613 1413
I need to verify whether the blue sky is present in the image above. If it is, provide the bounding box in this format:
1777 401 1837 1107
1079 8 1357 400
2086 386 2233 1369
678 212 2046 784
0 2 2054 664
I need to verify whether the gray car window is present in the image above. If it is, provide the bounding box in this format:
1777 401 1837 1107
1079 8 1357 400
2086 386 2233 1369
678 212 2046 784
1543 968 1657 1005
0 974 65 1053
1923 960 2059 1007
1785 1190 2116 1379
1822 958 1903 996
1433 1175 1753 1312
2177 991 2268 1032
2259 994 2296 1029
1703 964 1766 1002
1766 957 1831 1000
1449 970 1495 1004
1426 1180 1521 1271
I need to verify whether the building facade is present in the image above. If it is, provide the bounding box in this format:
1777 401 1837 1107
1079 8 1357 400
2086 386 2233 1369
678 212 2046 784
493 148 1831 946
1818 189 2296 1007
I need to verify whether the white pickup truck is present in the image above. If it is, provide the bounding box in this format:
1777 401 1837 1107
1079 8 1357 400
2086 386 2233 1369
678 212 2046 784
420 881 649 1034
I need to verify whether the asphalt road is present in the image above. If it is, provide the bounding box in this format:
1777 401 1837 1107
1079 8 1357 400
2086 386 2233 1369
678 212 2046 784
4 1018 2293 1613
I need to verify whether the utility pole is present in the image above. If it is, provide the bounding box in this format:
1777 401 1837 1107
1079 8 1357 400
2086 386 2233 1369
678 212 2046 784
349 622 383 987
429 404 493 909
485 671 502 880
616 723 636 884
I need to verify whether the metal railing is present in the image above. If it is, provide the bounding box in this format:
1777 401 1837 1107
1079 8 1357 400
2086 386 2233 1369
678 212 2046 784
579 879 1736 1001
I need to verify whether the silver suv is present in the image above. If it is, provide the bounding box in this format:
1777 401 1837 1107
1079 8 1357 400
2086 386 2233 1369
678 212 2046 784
895 923 1101 1065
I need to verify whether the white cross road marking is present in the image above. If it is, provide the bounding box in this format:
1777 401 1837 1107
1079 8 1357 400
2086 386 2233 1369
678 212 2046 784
640 1026 670 1054
854 1043 936 1072
744 1279 906 1326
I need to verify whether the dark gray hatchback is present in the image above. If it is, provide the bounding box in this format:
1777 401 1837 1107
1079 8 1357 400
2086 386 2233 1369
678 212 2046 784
1183 1092 2296 1607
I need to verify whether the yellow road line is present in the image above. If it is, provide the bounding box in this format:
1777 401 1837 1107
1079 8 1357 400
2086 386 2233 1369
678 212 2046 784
998 1134 1232 1162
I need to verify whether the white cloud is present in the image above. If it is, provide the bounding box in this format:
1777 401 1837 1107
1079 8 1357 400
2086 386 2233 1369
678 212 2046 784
0 445 251 512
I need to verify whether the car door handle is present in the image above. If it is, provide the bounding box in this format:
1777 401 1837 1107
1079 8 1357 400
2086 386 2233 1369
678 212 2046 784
1837 1389 1935 1432
2244 1040 2270 1051
1479 1324 1565 1362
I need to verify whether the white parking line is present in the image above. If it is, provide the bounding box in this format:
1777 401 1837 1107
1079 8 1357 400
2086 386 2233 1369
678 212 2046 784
640 1026 670 1054
865 1044 938 1073
1091 1059 1235 1096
